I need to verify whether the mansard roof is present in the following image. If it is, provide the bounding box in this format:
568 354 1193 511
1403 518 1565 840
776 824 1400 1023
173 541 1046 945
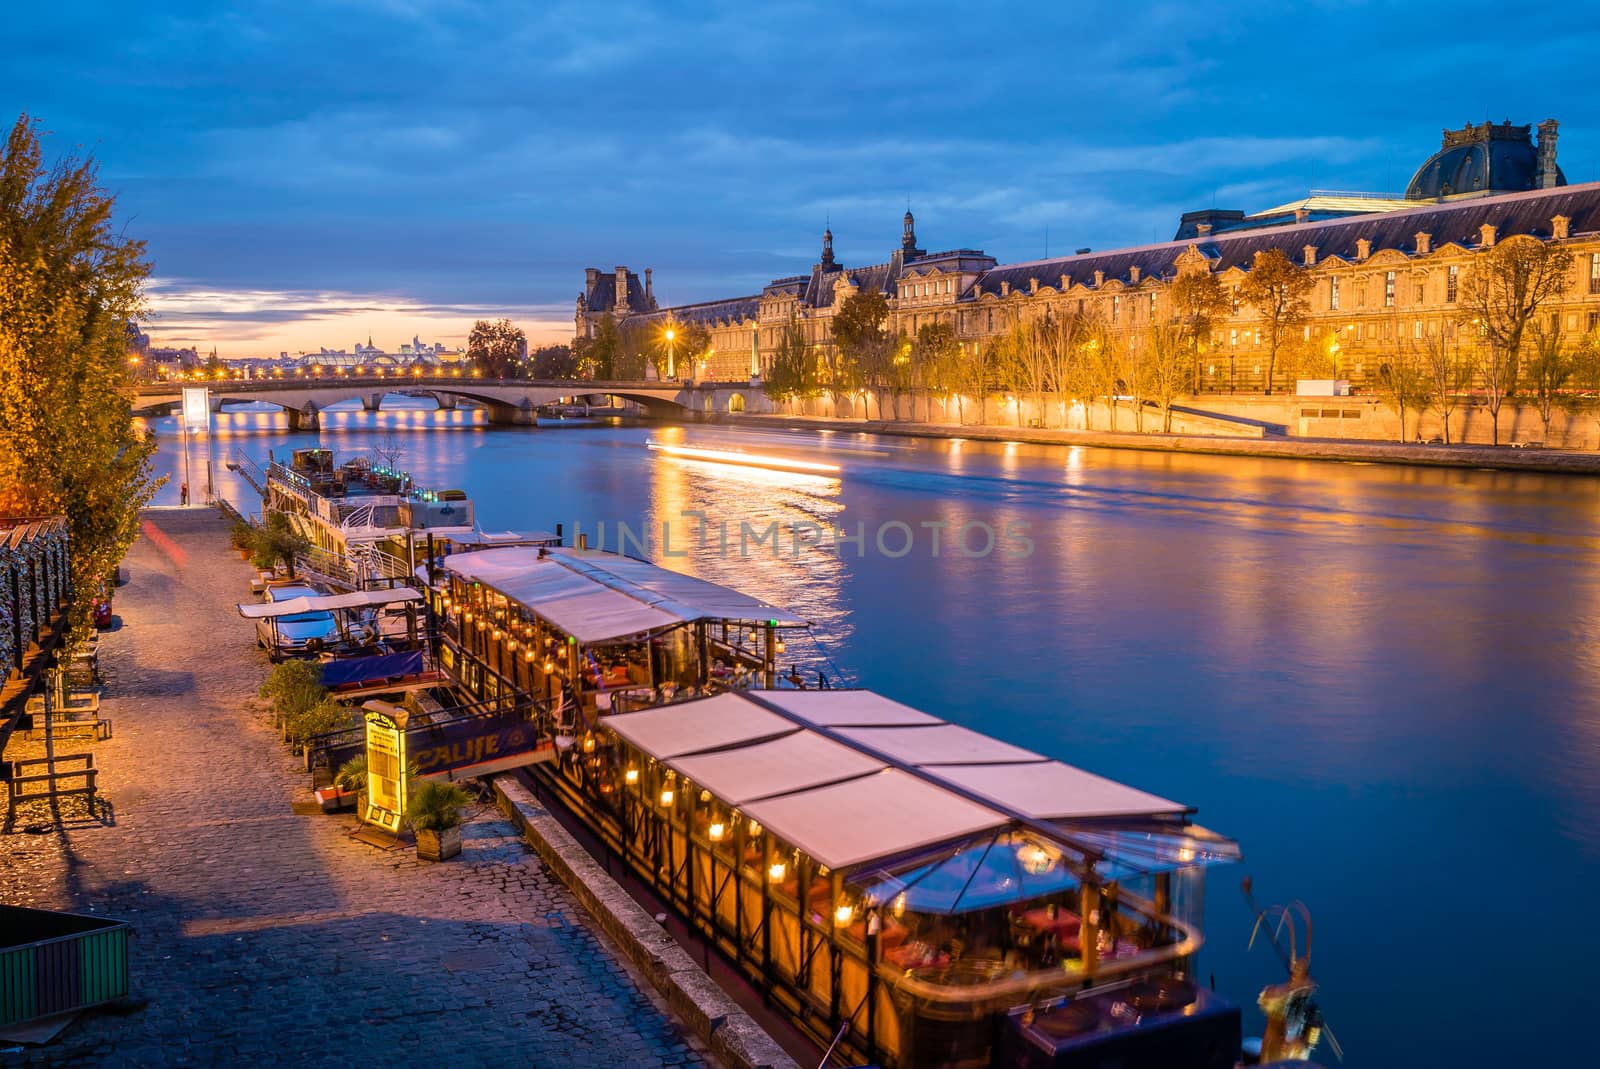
583 269 650 314
973 181 1600 296
632 295 759 327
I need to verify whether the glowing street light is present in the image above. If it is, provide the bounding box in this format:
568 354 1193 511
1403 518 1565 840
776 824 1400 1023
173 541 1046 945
663 326 677 380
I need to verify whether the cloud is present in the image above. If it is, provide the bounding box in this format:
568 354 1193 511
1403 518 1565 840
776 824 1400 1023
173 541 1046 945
6 1 1598 354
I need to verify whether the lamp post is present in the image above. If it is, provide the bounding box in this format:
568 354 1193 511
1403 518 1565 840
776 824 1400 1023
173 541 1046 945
665 327 677 381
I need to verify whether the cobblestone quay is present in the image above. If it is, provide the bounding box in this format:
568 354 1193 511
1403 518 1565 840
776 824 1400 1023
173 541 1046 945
0 508 711 1068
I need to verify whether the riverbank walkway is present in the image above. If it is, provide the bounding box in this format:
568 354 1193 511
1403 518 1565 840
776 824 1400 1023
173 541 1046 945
0 508 711 1068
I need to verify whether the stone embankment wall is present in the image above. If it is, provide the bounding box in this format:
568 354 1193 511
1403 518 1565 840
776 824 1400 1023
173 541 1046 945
763 391 1595 447
496 776 801 1069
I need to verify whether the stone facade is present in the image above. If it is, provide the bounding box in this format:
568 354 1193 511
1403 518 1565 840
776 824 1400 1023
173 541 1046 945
577 132 1600 393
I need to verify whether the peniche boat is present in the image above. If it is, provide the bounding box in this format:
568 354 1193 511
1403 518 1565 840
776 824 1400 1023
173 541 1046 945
425 542 1244 1069
244 448 560 587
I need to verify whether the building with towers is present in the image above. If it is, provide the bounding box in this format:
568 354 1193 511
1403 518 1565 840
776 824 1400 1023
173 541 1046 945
575 118 1600 392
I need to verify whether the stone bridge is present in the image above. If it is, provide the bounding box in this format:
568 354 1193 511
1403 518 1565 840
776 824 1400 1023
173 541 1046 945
126 376 768 430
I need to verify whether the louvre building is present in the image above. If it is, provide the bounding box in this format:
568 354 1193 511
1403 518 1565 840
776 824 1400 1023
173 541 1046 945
577 119 1600 392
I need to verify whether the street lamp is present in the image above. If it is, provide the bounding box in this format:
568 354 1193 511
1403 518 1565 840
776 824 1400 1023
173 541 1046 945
664 327 677 380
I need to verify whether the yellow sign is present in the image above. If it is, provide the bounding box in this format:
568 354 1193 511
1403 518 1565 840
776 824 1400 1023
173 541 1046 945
363 701 410 833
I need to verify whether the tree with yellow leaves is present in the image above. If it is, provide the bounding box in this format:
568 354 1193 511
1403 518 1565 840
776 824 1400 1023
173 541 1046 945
0 114 160 635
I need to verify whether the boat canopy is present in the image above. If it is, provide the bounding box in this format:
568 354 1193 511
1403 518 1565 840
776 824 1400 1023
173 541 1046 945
600 690 1238 899
237 587 423 619
441 546 806 644
754 689 943 727
835 723 1044 766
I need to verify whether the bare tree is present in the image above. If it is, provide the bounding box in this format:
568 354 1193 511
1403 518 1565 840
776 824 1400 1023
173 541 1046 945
369 431 406 471
1525 324 1574 443
1418 330 1477 444
1459 235 1575 444
1237 249 1313 394
1377 336 1433 442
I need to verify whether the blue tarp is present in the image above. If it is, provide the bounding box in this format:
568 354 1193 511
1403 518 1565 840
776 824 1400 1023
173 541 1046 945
320 650 425 689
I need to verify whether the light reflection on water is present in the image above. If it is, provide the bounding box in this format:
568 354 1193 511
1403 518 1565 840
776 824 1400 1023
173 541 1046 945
143 398 1600 1068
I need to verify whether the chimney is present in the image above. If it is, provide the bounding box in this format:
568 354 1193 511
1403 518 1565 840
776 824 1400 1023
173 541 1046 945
1479 223 1496 248
1552 215 1571 240
1303 245 1318 267
1000 281 1010 296
1355 238 1372 261
585 267 599 290
1060 273 1071 290
1536 119 1560 189
644 267 655 305
1195 222 1213 239
1129 265 1141 283
1029 277 1039 294
1414 232 1432 255
614 266 629 311
1093 269 1105 287
1295 208 1310 224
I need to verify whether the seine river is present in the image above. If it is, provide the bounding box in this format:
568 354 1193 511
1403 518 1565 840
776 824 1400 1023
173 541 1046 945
146 398 1600 1068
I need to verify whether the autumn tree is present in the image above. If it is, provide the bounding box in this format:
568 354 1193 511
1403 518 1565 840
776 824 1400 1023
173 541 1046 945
574 313 621 379
1418 331 1477 444
466 318 526 377
833 289 895 419
910 321 961 423
1237 249 1312 394
1168 270 1229 392
1460 235 1574 444
529 343 577 378
1143 323 1189 432
762 322 819 408
0 114 160 635
996 318 1051 427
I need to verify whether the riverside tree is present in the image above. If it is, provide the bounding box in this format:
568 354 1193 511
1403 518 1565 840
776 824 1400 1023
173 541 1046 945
1377 336 1433 442
762 322 819 409
1524 325 1574 442
910 321 961 423
1460 234 1574 444
1237 249 1312 394
0 114 160 634
1418 331 1477 444
466 318 526 377
833 289 895 419
1168 269 1230 391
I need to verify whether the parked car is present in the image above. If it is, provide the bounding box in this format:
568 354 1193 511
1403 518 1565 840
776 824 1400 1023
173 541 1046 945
255 581 340 658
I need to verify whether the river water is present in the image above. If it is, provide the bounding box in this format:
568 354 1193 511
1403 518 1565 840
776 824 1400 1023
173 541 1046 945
145 398 1600 1068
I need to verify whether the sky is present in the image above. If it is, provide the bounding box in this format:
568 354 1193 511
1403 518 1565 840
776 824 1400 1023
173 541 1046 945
4 1 1598 357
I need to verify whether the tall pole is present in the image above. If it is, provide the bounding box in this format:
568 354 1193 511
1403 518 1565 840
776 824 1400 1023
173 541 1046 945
180 409 193 506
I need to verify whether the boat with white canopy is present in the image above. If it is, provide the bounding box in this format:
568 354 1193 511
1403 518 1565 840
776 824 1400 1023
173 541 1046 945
541 686 1241 1069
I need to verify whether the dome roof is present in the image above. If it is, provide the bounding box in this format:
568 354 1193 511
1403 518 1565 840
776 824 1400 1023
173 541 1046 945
1406 123 1565 200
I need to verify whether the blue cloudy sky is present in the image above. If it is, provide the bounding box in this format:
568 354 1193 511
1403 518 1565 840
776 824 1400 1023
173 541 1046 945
5 1 1597 355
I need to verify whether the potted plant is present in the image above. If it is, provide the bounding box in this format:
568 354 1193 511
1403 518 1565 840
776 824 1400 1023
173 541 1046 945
315 753 367 813
231 519 255 558
406 780 475 861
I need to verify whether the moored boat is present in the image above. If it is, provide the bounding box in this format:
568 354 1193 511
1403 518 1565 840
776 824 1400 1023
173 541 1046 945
425 542 1242 1069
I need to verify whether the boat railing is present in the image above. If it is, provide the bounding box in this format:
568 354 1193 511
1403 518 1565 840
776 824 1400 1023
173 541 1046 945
883 895 1202 1011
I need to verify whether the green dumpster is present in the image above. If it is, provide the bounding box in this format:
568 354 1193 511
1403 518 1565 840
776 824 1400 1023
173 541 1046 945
0 905 129 1026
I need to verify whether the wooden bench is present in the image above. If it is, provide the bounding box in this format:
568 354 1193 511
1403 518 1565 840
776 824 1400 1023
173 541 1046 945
4 752 98 822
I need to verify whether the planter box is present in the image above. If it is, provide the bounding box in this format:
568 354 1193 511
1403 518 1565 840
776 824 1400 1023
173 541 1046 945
415 825 462 862
313 786 358 813
0 906 129 1027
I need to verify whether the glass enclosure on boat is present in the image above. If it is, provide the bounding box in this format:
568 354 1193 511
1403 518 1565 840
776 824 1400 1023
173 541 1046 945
433 546 806 715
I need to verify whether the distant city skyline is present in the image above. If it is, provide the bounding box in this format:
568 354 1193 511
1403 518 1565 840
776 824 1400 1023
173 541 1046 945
6 2 1599 357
